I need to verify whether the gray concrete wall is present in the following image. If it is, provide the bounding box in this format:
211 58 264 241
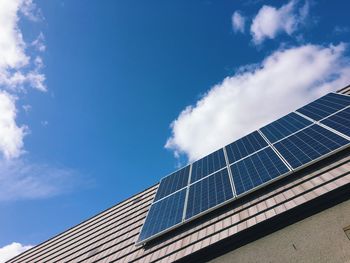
211 199 350 263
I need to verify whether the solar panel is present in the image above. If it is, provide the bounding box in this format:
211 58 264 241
138 189 186 242
137 92 350 245
191 148 226 183
186 168 233 219
225 131 268 164
231 147 290 196
260 112 312 143
274 124 349 169
154 165 190 201
297 93 350 121
321 107 350 138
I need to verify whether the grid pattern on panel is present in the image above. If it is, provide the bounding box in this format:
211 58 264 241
225 131 268 164
154 165 190 201
260 112 312 143
231 147 290 196
186 169 233 219
274 124 349 169
138 189 186 242
321 107 350 138
296 93 350 121
138 92 350 244
191 149 227 183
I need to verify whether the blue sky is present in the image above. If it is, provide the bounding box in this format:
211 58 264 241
0 0 350 260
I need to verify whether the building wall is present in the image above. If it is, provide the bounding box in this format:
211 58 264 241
210 198 350 263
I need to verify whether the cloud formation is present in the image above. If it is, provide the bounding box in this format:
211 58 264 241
250 0 309 44
0 242 32 263
232 11 245 33
0 159 79 201
0 91 27 159
165 43 350 162
0 0 46 160
0 0 46 92
0 0 79 204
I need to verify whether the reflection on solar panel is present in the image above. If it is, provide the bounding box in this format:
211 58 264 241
137 92 350 245
274 125 349 169
154 165 190 201
231 147 290 195
138 189 186 242
191 149 226 183
321 107 350 138
225 131 268 164
297 93 350 121
260 112 312 143
186 168 233 219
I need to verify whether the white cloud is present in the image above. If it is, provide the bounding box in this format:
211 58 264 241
0 0 46 160
32 32 46 52
0 91 27 159
250 0 309 44
22 104 31 113
0 159 79 201
0 0 71 202
0 242 32 263
0 0 46 92
0 0 29 69
232 11 245 33
165 43 350 162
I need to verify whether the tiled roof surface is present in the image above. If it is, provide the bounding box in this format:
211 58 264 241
8 88 350 263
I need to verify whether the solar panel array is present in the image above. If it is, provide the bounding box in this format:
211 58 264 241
137 92 350 244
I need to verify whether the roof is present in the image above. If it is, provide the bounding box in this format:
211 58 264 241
8 86 350 263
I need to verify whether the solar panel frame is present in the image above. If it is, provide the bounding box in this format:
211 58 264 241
296 92 350 121
260 112 313 143
137 188 187 243
273 124 350 170
136 167 237 245
225 131 268 164
185 168 234 220
137 93 350 245
190 148 227 183
320 107 350 138
154 165 191 201
230 146 291 196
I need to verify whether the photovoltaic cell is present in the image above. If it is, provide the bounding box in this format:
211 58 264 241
154 165 190 201
260 112 312 143
225 131 268 164
186 168 233 219
321 107 350 138
191 149 227 183
138 189 186 242
231 147 290 196
297 93 350 121
274 124 349 169
138 93 350 244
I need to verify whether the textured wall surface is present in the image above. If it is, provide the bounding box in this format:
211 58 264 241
211 198 350 263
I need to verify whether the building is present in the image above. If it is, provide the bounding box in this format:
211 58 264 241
8 85 350 263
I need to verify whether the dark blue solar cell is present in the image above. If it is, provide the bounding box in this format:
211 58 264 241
154 165 190 201
191 149 227 183
138 189 186 242
274 124 349 169
225 131 268 164
260 112 312 143
186 169 233 219
297 93 350 121
321 107 350 138
231 147 290 196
